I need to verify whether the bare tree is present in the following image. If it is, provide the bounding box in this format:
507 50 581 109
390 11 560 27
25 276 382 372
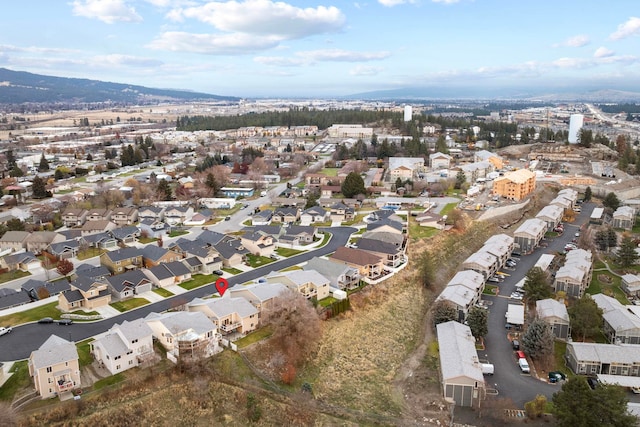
262 289 322 373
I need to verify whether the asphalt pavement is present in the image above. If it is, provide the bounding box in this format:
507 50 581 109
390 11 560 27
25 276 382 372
480 203 594 407
0 226 355 362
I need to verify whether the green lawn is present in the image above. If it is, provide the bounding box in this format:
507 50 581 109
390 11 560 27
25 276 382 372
138 237 157 244
110 298 150 313
93 373 125 391
223 267 243 275
168 230 189 238
321 168 339 177
275 248 305 257
178 274 214 291
483 285 498 295
246 254 275 268
235 326 273 349
587 262 628 304
77 248 106 260
0 301 62 326
77 339 94 367
0 361 30 401
318 232 331 247
553 341 573 379
343 214 366 226
318 296 338 307
408 217 441 240
439 202 459 217
152 287 174 298
0 270 31 284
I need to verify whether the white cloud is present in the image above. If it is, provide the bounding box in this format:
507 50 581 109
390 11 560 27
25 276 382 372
554 34 590 48
609 17 640 40
173 0 345 39
147 31 281 54
254 49 390 66
71 0 142 24
92 54 164 67
431 0 460 4
593 47 614 58
378 0 421 6
350 65 383 76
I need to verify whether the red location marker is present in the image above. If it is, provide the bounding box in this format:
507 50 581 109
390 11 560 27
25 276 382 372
215 277 229 297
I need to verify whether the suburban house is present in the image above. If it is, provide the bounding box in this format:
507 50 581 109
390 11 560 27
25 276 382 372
28 335 81 399
143 261 192 288
330 202 355 222
279 225 317 247
553 249 593 298
240 231 276 257
304 173 334 188
435 270 485 322
592 293 640 344
0 251 41 272
187 296 259 336
388 157 425 180
58 276 111 311
265 269 331 301
141 245 180 268
74 264 110 282
168 239 222 274
429 152 453 170
436 321 485 408
80 220 117 236
144 311 220 360
251 210 273 226
361 230 405 249
105 269 153 300
271 207 299 224
111 207 139 226
0 288 32 310
300 206 328 225
303 256 361 290
164 206 194 225
0 231 30 252
61 208 87 227
492 169 536 201
212 236 248 268
138 206 165 221
138 218 168 238
536 299 571 340
330 247 385 281
461 251 499 280
24 232 66 255
81 232 118 250
100 247 143 274
535 205 564 231
612 206 635 230
21 279 70 301
356 237 404 268
91 319 156 375
228 282 288 317
86 208 112 222
566 342 640 377
110 226 140 245
622 274 640 297
45 240 79 260
513 218 547 254
414 211 445 229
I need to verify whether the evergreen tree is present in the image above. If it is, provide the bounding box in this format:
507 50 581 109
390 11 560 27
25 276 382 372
341 172 366 198
616 234 639 268
9 165 23 177
205 173 219 195
5 149 16 168
523 267 552 302
38 154 49 172
467 307 488 339
454 170 466 190
583 186 592 202
157 179 172 201
86 153 93 161
603 192 621 211
432 300 458 325
521 319 554 360
31 176 49 199
569 296 603 341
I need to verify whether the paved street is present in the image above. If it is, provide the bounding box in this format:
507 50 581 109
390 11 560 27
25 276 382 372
480 203 594 407
0 226 355 362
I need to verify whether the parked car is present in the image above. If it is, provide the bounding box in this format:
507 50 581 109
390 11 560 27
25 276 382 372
575 232 580 237
58 319 73 326
0 326 12 336
518 358 530 373
506 261 517 267
510 292 523 300
512 339 520 350
587 377 599 389
511 252 522 257
213 270 224 276
224 216 231 221
38 317 54 324
516 350 526 360
631 386 640 394
549 371 566 382
487 277 501 283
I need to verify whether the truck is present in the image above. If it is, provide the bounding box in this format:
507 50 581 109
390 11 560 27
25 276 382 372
481 363 494 375
0 326 12 336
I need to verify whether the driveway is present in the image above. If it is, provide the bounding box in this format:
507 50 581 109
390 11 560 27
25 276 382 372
481 203 595 407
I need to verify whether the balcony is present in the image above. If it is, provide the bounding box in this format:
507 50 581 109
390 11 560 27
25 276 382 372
220 322 241 333
55 379 74 392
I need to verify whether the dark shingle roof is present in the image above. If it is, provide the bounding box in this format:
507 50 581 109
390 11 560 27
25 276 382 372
105 270 150 292
103 247 142 262
110 226 140 241
0 288 31 309
62 289 84 303
48 240 79 255
213 237 248 259
199 230 226 246
141 245 170 262
72 276 104 292
356 238 401 255
75 264 110 280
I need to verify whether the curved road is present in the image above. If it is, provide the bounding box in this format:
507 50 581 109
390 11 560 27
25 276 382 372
480 203 594 407
0 226 356 362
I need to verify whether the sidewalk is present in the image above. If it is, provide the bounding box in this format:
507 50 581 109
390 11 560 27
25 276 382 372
93 305 121 319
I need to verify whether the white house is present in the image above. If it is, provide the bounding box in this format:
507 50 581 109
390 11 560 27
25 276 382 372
91 319 155 375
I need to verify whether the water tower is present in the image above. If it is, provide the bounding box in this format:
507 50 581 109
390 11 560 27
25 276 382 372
404 105 412 122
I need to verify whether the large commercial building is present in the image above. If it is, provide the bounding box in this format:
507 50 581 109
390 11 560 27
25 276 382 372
492 169 536 201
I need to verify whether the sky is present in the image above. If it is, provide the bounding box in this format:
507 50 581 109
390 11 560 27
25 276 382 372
0 0 639 98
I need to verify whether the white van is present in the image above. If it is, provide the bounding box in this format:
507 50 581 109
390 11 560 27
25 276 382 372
518 358 530 373
481 363 494 375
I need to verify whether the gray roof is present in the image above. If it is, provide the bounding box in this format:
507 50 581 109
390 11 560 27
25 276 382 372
0 230 30 243
447 270 485 290
593 293 640 333
436 321 484 383
103 246 142 262
286 225 316 237
536 299 569 322
141 245 170 262
463 251 497 270
81 232 114 245
110 226 140 240
213 237 248 259
184 257 203 267
145 311 216 336
569 342 640 364
105 270 150 292
360 231 404 246
188 296 258 318
61 289 84 303
30 335 78 370
21 279 70 298
267 269 329 287
0 287 31 309
366 218 403 232
357 237 400 255
230 282 288 303
72 276 104 292
485 233 514 246
303 206 326 216
3 251 38 265
75 264 110 280
48 240 79 255
198 230 226 246
111 318 153 343
514 218 546 237
148 261 191 280
303 256 359 288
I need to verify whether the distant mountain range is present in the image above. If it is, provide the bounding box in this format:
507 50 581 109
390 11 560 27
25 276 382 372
0 68 238 104
345 87 640 103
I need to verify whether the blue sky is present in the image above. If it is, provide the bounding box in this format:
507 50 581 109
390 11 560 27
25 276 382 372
1 0 639 98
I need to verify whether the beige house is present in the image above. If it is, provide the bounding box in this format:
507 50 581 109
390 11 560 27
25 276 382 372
188 296 259 336
388 157 425 180
61 208 87 227
100 247 143 274
86 208 112 222
111 207 139 226
330 246 385 281
28 335 81 399
0 230 31 252
429 152 452 170
229 282 288 319
58 276 112 311
265 269 331 301
240 231 276 257
492 169 536 201
145 311 220 360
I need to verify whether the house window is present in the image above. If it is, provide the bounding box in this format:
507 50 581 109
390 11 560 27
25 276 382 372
129 360 134 365
132 339 138 344
46 367 52 373
106 355 110 360
118 268 122 272
116 365 121 370
48 378 52 383
115 355 121 360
